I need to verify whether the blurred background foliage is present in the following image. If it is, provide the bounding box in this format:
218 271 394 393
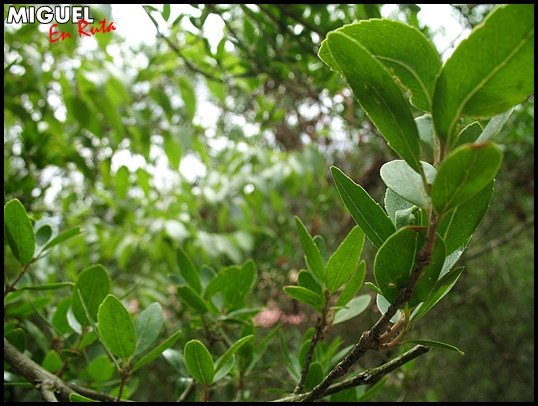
4 4 533 402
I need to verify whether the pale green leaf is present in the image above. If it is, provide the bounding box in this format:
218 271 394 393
380 160 436 209
333 294 371 325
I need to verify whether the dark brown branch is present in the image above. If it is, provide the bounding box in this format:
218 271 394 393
300 211 440 402
4 338 126 402
5 338 76 402
274 345 431 402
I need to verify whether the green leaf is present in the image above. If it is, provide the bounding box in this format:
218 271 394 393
326 226 365 293
411 266 465 322
283 286 322 310
336 260 367 307
295 217 325 282
415 114 434 147
19 282 74 291
453 121 483 149
97 294 137 361
163 133 182 170
134 303 163 356
184 339 215 385
179 77 197 123
213 354 235 383
214 335 253 375
88 354 114 381
320 30 423 174
204 260 257 310
319 19 441 112
394 206 420 230
41 227 81 252
41 350 63 373
438 181 494 255
297 269 322 296
4 198 35 265
403 339 465 356
71 265 111 327
304 361 324 392
279 330 300 381
333 294 371 325
313 235 329 266
136 168 152 198
431 142 502 215
476 108 514 143
162 4 171 21
115 165 130 200
432 4 534 146
132 330 182 372
384 188 415 225
35 222 52 247
176 245 202 294
177 285 208 314
374 227 446 308
70 393 97 402
331 166 395 249
380 160 437 209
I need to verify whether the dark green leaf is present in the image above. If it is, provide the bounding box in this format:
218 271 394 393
431 142 502 215
319 19 441 111
97 294 137 361
438 181 494 255
320 30 423 174
295 216 325 282
184 339 215 385
331 166 395 249
71 265 111 326
336 260 367 307
177 285 208 314
326 226 365 293
176 245 202 293
297 269 322 296
304 361 324 392
283 286 322 310
411 266 465 321
403 339 465 355
374 227 446 308
41 227 81 252
132 330 182 372
214 335 253 374
433 4 534 146
134 303 163 356
4 198 35 265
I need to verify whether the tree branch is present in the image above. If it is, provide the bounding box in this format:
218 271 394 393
274 345 431 401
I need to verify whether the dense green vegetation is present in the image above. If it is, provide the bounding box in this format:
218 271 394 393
4 4 534 402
